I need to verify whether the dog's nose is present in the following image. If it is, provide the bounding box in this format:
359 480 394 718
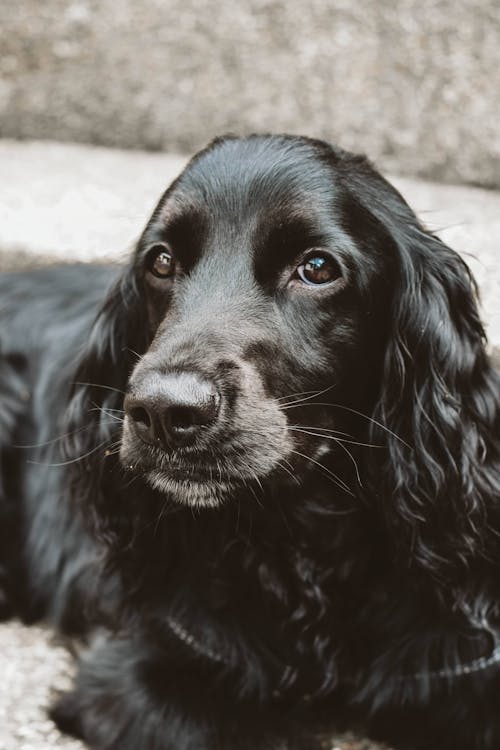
125 373 220 449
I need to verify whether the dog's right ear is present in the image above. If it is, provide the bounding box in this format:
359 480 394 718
63 261 149 545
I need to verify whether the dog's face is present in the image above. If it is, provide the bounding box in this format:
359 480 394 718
119 136 395 507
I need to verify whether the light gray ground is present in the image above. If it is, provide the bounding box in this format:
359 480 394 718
0 624 80 750
0 139 499 749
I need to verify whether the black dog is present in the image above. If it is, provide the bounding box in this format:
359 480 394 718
1 134 499 750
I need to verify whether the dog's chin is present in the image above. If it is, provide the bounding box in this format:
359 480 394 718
144 470 232 508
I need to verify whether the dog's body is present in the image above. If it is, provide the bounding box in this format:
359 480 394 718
1 135 499 750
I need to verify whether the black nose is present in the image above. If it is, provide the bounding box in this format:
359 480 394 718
125 373 220 449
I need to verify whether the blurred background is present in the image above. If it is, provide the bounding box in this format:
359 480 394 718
1 0 500 187
0 2 499 749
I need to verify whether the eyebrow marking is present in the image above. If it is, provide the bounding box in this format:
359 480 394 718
253 214 329 290
154 205 209 273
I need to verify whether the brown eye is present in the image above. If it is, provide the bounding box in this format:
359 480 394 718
146 243 175 279
296 253 341 286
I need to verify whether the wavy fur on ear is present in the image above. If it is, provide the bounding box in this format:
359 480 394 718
335 152 500 586
63 264 149 545
369 223 500 585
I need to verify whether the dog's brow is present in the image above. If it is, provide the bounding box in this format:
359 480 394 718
253 214 328 287
161 207 208 271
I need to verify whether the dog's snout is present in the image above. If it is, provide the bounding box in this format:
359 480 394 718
125 373 220 449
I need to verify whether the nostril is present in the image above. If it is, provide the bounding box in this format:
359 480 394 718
126 375 220 449
169 406 196 431
129 406 151 429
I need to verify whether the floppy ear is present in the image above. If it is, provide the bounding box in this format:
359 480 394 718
368 221 500 585
63 263 150 545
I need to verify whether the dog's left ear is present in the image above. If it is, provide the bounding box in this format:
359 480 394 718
63 263 149 544
366 211 500 586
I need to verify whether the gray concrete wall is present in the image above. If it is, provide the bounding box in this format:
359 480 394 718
1 0 499 187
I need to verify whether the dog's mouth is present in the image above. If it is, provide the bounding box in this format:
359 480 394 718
120 445 252 507
143 469 234 508
119 416 350 507
119 401 293 506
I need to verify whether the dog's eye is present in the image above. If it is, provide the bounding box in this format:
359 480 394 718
146 243 175 279
296 254 341 286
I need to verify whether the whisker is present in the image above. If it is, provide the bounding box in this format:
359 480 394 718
289 426 383 449
288 424 354 438
120 472 141 491
246 478 265 510
330 404 413 449
154 497 176 536
90 405 125 424
90 407 125 414
277 389 322 403
278 383 337 408
13 422 97 450
239 423 373 448
307 429 354 439
283 403 412 448
27 436 114 467
235 498 241 536
290 449 354 496
274 494 295 540
333 438 362 487
74 381 127 396
125 347 142 360
103 439 124 457
278 461 301 487
254 475 264 495
282 401 341 410
103 446 123 457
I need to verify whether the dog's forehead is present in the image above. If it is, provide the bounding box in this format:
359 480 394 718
165 137 340 221
147 137 393 286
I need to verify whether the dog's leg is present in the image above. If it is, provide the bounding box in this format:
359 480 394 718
0 349 28 619
50 632 323 750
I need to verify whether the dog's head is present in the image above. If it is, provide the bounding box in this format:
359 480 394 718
118 135 394 507
67 135 499 581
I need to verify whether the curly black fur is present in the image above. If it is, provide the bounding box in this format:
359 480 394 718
1 134 499 750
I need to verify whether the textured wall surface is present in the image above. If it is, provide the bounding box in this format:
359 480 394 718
1 0 499 187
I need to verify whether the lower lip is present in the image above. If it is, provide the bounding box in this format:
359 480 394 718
145 470 232 507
